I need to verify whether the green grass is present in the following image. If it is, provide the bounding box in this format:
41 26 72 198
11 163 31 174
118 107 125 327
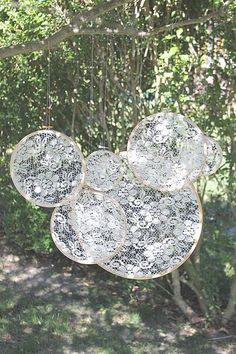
0 285 235 354
0 252 235 354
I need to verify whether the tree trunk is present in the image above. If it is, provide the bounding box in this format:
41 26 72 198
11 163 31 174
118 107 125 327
183 260 209 315
222 272 236 324
171 269 199 322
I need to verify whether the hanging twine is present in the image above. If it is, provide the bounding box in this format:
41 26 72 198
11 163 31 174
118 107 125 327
43 42 53 129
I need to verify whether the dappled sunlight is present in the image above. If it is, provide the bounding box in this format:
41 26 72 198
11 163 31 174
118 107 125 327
1 239 234 353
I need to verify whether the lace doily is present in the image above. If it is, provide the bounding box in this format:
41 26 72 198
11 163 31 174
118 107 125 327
68 190 127 263
85 150 123 191
127 112 206 191
99 154 202 279
10 130 85 207
51 203 94 264
202 137 222 176
51 190 127 264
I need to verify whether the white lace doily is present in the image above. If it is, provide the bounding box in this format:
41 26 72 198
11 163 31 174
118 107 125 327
127 112 206 191
69 190 127 263
51 203 94 264
85 150 123 191
10 130 85 207
202 137 222 176
99 154 202 279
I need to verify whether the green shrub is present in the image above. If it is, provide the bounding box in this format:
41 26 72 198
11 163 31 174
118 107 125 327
0 156 53 253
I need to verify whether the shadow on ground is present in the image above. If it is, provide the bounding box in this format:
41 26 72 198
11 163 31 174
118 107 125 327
0 237 235 354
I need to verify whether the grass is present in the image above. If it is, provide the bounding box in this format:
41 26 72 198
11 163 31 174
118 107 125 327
0 242 235 354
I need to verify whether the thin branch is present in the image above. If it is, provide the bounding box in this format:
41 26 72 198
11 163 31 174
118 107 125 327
180 276 208 314
208 335 236 341
156 282 173 298
0 3 231 59
171 269 199 321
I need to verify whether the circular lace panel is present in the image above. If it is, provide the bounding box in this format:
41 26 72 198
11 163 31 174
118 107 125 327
202 137 222 176
10 130 85 207
85 150 123 191
51 204 94 264
99 154 202 279
127 112 206 191
70 190 127 263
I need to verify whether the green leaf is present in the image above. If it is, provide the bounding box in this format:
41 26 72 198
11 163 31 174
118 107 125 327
176 28 183 38
179 54 189 63
169 46 179 57
224 263 235 277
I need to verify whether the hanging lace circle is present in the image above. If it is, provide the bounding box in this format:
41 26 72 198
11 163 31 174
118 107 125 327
51 203 94 264
85 150 123 191
127 112 206 191
99 154 202 279
202 137 222 176
10 130 85 207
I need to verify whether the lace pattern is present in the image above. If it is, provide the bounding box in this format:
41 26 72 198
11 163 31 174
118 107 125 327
72 190 127 262
202 137 222 176
99 154 202 279
52 190 127 263
10 130 85 207
51 203 94 264
127 112 206 191
85 150 123 191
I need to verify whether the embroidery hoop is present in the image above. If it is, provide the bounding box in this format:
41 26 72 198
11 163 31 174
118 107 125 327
10 129 86 207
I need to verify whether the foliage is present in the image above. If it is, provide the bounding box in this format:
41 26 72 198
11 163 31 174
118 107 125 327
0 156 52 253
201 198 236 315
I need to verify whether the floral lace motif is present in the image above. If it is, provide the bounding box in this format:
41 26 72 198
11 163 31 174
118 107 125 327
70 190 127 263
10 130 85 207
99 154 202 279
51 190 127 264
85 150 123 191
51 203 93 264
127 112 206 191
202 137 222 176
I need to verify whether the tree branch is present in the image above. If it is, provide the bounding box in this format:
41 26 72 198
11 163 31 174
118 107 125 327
0 0 130 58
180 275 208 314
0 2 231 59
222 271 236 324
171 269 199 322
